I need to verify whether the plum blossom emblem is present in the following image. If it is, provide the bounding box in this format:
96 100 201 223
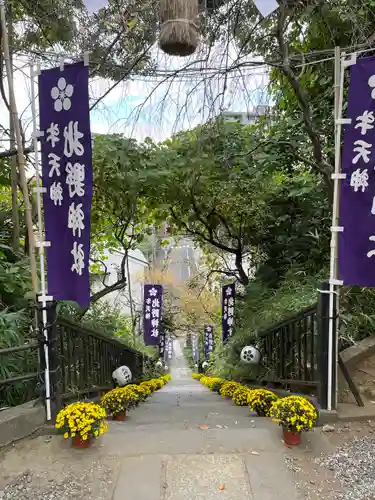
51 77 74 112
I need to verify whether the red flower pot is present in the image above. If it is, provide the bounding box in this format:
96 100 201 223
283 428 301 446
113 410 126 421
72 435 91 449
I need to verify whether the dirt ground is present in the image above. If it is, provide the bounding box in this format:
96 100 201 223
285 420 375 499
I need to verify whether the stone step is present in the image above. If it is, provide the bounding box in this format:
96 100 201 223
113 452 302 500
104 425 282 456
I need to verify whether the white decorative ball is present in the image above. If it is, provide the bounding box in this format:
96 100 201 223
164 365 169 371
194 363 198 368
156 360 163 368
202 361 208 369
112 365 132 386
240 346 261 364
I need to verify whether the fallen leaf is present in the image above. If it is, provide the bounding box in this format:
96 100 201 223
251 451 260 456
218 484 225 491
199 425 209 430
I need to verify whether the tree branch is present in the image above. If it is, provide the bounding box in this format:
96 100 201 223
0 145 33 158
275 6 333 194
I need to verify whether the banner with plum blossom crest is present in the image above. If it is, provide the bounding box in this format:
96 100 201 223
192 334 199 363
204 325 214 359
338 56 375 286
39 62 92 307
222 283 235 344
143 285 163 346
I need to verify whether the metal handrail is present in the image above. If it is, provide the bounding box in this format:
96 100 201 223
258 304 317 338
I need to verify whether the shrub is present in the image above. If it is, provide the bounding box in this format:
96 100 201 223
192 373 203 380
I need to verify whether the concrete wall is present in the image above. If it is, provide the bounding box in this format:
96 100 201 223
0 400 45 448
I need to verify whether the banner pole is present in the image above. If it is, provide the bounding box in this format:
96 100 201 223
327 47 345 411
0 0 38 294
29 65 52 421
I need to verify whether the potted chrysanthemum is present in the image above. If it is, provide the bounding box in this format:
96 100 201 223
55 401 108 448
127 384 150 403
204 377 225 392
232 385 251 406
219 381 241 398
247 389 278 416
101 386 139 421
270 395 318 446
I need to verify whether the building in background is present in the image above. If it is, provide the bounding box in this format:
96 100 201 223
221 104 271 125
90 248 148 317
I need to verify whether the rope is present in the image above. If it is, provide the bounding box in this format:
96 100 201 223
161 18 199 31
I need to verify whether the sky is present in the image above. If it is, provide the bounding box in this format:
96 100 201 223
82 0 279 18
0 40 270 154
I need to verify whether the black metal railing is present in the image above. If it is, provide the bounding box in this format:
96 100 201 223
0 342 40 407
56 318 144 401
257 304 318 390
0 307 147 411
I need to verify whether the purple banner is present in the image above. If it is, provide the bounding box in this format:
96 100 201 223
167 337 173 360
204 325 214 359
339 56 375 286
143 285 163 346
222 283 235 343
39 62 92 307
159 331 166 359
192 334 199 362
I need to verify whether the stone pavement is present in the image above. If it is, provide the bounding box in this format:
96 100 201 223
0 340 303 499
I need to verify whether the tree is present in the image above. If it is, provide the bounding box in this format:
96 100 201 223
140 118 329 288
143 266 220 336
87 134 159 307
1 0 159 253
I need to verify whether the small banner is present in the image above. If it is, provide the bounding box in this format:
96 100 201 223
192 334 199 363
204 325 214 360
222 283 235 343
167 337 173 360
39 62 92 307
159 331 165 359
143 285 163 345
339 56 375 286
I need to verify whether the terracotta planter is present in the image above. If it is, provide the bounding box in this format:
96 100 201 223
72 435 92 449
113 410 126 421
283 428 301 446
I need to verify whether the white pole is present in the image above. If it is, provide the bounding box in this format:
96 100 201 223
328 48 348 410
29 65 52 421
0 0 38 294
333 47 341 411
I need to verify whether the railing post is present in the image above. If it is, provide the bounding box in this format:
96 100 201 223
317 281 337 411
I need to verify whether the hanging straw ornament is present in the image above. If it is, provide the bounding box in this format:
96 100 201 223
159 0 199 57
